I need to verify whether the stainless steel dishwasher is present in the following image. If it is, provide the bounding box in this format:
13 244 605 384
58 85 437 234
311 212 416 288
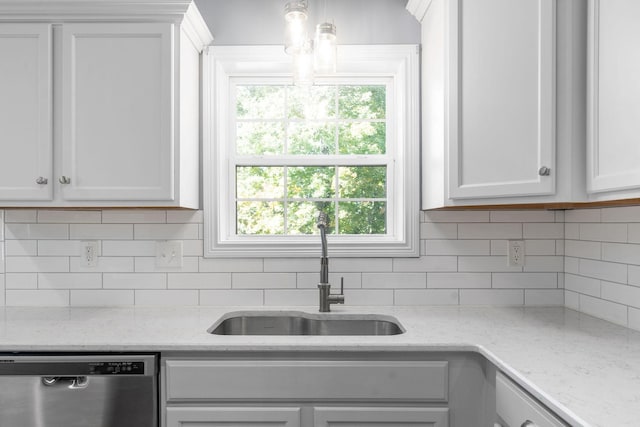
0 354 157 427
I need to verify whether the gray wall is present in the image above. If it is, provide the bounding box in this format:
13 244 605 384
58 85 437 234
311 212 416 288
194 0 420 45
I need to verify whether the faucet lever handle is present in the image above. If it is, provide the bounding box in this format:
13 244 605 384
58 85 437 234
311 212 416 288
340 277 344 295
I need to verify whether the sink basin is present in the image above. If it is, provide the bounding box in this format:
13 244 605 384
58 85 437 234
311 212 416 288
208 311 405 336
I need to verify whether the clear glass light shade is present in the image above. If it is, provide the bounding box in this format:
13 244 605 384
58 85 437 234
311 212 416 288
293 40 314 86
284 1 308 54
314 22 337 74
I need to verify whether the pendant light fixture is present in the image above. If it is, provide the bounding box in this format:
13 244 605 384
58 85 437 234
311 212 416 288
284 0 337 85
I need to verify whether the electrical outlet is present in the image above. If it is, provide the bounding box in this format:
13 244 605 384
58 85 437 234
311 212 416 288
508 240 525 267
80 241 99 267
156 241 183 268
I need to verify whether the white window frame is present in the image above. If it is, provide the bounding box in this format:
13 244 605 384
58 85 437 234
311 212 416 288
203 45 419 258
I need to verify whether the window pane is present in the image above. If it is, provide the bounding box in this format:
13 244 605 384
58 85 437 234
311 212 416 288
339 166 387 198
338 202 386 234
237 85 285 119
287 167 335 199
338 122 386 155
288 85 337 119
237 122 284 155
339 85 385 119
287 202 335 235
236 166 284 199
288 122 336 155
237 201 284 235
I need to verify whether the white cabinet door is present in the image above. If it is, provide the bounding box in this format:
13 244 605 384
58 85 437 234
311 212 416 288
314 407 449 427
60 23 174 201
166 407 301 427
587 0 640 195
448 0 556 199
0 24 53 200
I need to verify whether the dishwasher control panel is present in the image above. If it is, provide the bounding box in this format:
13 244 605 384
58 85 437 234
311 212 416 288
89 361 145 375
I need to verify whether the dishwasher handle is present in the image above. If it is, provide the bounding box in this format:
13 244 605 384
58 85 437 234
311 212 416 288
42 376 89 389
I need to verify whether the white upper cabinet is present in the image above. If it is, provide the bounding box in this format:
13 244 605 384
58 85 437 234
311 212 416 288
587 0 640 200
0 1 212 207
409 0 587 208
0 24 52 201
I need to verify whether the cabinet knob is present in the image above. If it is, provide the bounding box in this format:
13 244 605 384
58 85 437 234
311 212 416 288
538 166 551 176
59 176 71 184
35 177 48 185
521 421 538 427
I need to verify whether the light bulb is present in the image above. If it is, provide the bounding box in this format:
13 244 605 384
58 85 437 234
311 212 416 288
284 1 308 55
314 22 337 74
293 40 314 86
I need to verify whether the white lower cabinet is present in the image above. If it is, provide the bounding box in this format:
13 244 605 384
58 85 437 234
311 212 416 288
496 372 568 427
166 407 301 427
313 407 448 426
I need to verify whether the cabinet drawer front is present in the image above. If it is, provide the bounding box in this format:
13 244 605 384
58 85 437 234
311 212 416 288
496 373 568 427
166 360 448 402
314 407 449 427
166 407 301 427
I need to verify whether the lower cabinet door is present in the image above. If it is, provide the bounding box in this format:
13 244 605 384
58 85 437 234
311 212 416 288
166 407 301 427
313 407 449 427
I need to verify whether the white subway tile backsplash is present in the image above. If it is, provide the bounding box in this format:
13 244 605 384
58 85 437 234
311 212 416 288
6 257 69 273
394 289 459 305
424 239 489 256
296 272 361 289
166 210 203 224
233 273 296 289
522 256 564 272
458 256 522 272
565 240 601 260
628 224 640 244
134 290 198 306
459 289 523 305
565 274 600 297
628 265 640 286
71 290 134 306
134 224 198 240
420 222 457 239
458 223 522 239
601 281 640 309
0 245 4 273
524 289 564 306
579 294 628 327
629 307 640 332
182 240 204 257
7 290 69 306
492 273 557 289
6 224 69 240
200 290 264 306
5 240 37 256
565 209 601 223
579 223 628 243
601 206 640 223
134 257 198 273
579 258 627 284
38 210 101 223
101 240 155 257
564 223 579 240
265 290 316 306
490 210 555 223
343 289 394 305
38 273 102 289
104 273 166 289
564 257 580 274
38 240 82 257
0 275 4 306
264 258 318 273
427 272 491 289
199 257 263 273
70 224 132 240
490 239 555 256
601 243 640 266
564 290 579 310
101 210 166 223
331 258 393 272
424 210 490 223
523 223 564 239
555 239 564 256
4 210 36 223
5 273 37 289
361 272 426 289
392 256 457 272
70 257 134 273
168 273 231 289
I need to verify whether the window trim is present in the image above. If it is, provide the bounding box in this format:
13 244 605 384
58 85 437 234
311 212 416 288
203 45 420 258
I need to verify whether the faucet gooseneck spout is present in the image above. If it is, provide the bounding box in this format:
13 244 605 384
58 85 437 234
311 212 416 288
317 212 344 312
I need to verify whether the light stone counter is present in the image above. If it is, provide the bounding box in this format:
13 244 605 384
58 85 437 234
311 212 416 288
0 305 638 427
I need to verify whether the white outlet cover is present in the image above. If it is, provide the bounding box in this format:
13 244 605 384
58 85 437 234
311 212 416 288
156 241 183 268
507 240 525 267
80 241 99 267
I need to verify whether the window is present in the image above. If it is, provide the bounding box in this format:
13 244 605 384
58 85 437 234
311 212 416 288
204 45 419 258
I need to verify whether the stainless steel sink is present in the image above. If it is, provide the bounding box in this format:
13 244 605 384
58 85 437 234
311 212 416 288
208 311 405 336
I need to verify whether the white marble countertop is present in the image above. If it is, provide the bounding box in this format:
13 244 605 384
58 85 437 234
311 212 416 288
0 305 638 427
